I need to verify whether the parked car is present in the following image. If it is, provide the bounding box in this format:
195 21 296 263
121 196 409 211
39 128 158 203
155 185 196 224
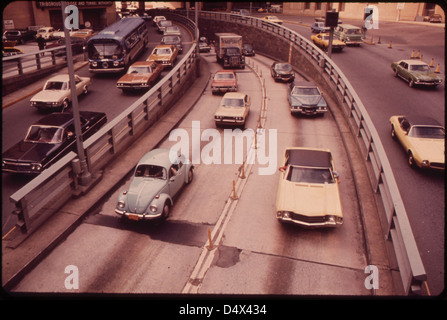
2 47 23 57
334 24 363 46
147 44 178 68
311 22 330 33
271 61 295 82
429 14 443 23
161 35 183 53
390 115 445 170
30 74 91 111
115 148 194 221
276 147 343 227
2 111 107 175
45 38 86 56
71 29 96 39
242 43 255 56
310 33 346 52
391 59 443 87
2 29 36 44
288 81 328 116
116 61 164 92
211 70 238 94
163 25 181 37
262 15 283 25
157 20 173 33
199 41 211 53
214 92 250 128
36 27 56 40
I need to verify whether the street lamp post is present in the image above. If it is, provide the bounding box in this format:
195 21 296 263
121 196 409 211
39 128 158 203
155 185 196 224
61 1 91 186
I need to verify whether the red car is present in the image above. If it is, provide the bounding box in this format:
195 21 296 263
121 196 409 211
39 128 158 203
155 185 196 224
211 70 238 94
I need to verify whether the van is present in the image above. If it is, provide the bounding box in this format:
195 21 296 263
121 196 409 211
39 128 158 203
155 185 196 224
334 24 363 46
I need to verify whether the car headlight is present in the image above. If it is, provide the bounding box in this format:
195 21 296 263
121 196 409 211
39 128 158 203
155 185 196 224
31 163 42 171
150 204 158 213
118 200 125 208
421 160 429 167
113 61 119 67
92 61 98 67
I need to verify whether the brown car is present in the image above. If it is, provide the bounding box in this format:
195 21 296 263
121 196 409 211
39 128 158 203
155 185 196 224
211 70 238 94
116 61 164 92
147 44 178 68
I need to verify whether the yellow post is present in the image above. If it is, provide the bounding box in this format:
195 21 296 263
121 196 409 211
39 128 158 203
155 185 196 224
416 50 420 59
410 50 415 59
388 41 392 49
207 229 213 250
231 180 238 200
435 64 440 73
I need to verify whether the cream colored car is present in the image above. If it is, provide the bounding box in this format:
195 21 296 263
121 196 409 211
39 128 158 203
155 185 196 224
30 74 91 111
390 115 445 170
276 147 343 227
214 92 250 128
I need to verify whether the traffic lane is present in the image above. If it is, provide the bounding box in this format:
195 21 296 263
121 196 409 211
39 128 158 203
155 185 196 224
284 20 445 294
10 54 264 293
198 56 375 295
1 24 194 236
328 39 445 295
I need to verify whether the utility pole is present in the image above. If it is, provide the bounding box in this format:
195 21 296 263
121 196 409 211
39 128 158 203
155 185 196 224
61 1 91 186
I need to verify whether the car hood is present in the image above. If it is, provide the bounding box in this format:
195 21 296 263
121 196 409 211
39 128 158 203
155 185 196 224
290 94 326 106
126 179 166 214
215 106 247 117
411 138 445 163
30 90 66 102
118 73 151 83
2 141 62 164
412 71 441 81
149 53 171 60
212 79 236 87
277 180 342 217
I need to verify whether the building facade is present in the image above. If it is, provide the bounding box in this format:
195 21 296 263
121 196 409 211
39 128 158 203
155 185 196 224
283 2 445 22
3 1 117 31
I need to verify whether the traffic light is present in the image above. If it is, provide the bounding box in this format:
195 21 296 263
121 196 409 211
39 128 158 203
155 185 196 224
325 11 339 28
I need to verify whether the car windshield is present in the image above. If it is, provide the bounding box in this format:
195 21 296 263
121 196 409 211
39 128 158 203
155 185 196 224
159 21 172 27
226 48 241 55
135 165 167 179
410 126 445 139
24 125 64 144
162 36 180 44
292 87 320 95
322 35 330 40
410 64 431 72
153 48 171 55
275 63 292 71
128 66 151 74
44 81 67 90
215 73 235 80
347 28 362 34
88 40 122 59
287 166 334 184
165 26 179 32
221 98 244 107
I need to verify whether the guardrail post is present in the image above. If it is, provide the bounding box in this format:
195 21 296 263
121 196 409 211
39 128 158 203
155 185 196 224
17 58 23 75
35 53 41 70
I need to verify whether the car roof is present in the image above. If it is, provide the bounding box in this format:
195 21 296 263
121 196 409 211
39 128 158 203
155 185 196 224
216 70 235 74
404 115 444 127
400 59 428 66
286 148 332 168
137 148 173 168
222 92 246 99
47 74 71 82
131 61 156 67
291 81 318 88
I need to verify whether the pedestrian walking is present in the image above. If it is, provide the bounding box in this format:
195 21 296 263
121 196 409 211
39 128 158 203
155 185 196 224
36 36 45 56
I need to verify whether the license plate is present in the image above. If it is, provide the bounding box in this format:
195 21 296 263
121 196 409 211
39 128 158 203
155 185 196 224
128 214 139 221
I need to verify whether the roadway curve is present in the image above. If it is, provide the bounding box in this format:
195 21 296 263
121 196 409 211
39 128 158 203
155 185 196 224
10 51 391 295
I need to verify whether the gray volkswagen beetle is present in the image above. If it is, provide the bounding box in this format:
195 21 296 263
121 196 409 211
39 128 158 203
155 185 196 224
115 148 194 221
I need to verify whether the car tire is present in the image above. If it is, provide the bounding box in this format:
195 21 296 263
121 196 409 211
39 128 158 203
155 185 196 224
409 79 415 87
391 125 397 140
162 202 170 219
62 99 70 111
393 69 399 77
186 168 194 184
408 151 417 168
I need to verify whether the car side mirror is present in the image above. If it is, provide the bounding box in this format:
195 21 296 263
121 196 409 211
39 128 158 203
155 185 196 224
278 166 287 172
333 172 341 183
170 176 176 182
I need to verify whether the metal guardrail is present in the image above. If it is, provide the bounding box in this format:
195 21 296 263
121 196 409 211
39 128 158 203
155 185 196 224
9 13 198 242
180 10 426 295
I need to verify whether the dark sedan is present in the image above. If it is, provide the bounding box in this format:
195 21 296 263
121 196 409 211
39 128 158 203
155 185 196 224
271 61 295 82
2 111 107 175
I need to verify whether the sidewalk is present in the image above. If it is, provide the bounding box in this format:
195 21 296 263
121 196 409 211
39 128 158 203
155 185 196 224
2 57 211 291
